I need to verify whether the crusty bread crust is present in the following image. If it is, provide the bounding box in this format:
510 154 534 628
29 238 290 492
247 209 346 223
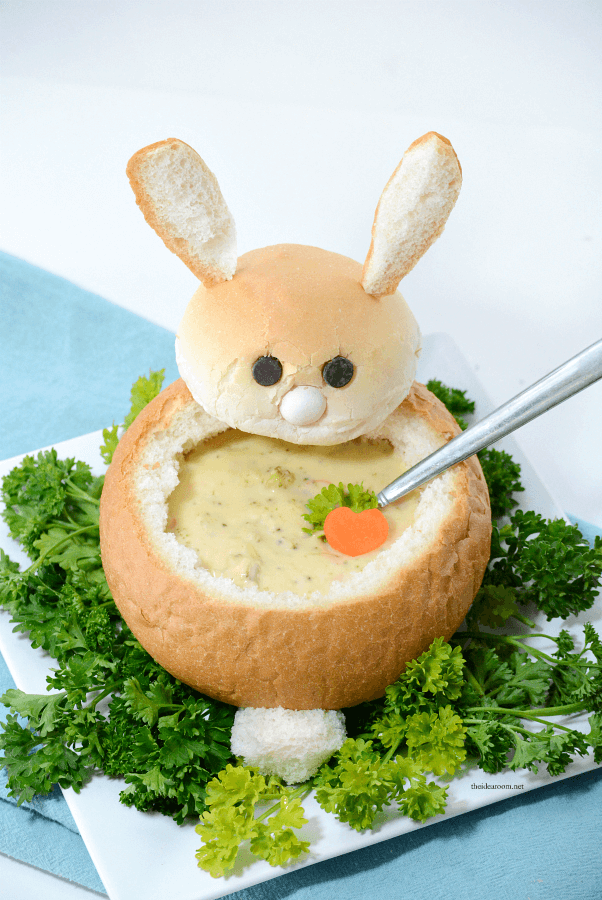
99 379 491 710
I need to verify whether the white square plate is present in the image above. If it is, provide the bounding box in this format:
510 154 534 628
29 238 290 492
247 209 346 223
1 333 599 900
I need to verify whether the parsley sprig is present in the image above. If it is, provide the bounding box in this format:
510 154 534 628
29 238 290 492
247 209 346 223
195 766 311 877
426 379 476 430
484 511 602 620
302 482 378 535
100 369 166 464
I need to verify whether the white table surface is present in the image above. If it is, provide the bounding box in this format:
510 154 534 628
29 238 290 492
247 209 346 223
0 3 601 898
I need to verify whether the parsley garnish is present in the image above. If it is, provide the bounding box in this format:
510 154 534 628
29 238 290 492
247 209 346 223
0 370 234 821
0 375 601 879
426 379 475 430
302 482 378 535
195 766 311 877
100 369 165 464
478 448 524 519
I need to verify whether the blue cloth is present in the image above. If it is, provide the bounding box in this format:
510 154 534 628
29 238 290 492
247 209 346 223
1 250 601 899
0 250 181 459
0 251 180 893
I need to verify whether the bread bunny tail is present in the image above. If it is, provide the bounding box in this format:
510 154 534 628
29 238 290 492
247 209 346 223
127 138 237 287
362 132 462 298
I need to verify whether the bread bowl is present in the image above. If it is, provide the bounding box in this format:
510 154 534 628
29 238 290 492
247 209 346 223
99 131 490 750
100 375 490 710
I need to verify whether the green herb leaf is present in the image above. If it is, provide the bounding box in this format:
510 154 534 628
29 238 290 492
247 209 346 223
477 448 524 519
488 511 602 619
124 370 165 429
195 766 310 877
302 482 378 535
384 637 465 717
426 379 475 430
314 738 449 829
99 425 119 465
405 705 467 777
467 583 521 628
100 369 165 465
123 677 175 726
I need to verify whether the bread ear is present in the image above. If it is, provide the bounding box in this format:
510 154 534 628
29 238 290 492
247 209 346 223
126 139 237 287
361 132 462 298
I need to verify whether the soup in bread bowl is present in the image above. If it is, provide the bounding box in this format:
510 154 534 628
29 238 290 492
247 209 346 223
99 378 490 710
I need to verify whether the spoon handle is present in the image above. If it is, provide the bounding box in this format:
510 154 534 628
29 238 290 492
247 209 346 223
377 338 602 508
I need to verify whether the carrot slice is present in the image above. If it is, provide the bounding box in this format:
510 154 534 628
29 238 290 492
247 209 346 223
323 506 389 557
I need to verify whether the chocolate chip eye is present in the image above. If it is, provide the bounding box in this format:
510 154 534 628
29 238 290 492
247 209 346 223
252 355 283 386
322 356 354 388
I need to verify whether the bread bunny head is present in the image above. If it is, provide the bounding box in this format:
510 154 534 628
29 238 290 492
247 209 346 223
127 133 462 445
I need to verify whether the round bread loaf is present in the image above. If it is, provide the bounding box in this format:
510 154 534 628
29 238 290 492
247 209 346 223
99 379 491 710
175 244 421 446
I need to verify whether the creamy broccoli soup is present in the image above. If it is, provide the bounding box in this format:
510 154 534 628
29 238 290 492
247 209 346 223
167 431 419 595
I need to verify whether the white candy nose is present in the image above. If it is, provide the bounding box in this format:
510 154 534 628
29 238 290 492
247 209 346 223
279 386 326 426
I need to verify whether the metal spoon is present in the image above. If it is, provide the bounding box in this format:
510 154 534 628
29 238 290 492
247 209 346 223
376 338 602 509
